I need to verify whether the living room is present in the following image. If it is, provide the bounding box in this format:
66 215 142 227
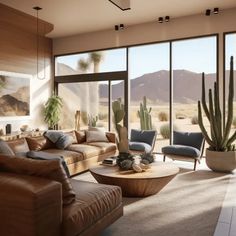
0 0 236 236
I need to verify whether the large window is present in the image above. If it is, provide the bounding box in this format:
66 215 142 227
172 36 217 146
129 43 170 152
54 34 219 154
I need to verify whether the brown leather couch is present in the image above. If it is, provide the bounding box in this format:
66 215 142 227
4 130 117 176
0 155 123 236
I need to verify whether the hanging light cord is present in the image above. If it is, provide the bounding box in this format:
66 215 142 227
35 7 46 80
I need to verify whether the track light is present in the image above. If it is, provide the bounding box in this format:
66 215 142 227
114 24 124 31
165 16 170 22
158 17 163 23
213 7 219 14
120 24 124 29
205 9 211 16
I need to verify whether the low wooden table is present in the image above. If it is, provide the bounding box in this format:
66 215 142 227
89 161 179 197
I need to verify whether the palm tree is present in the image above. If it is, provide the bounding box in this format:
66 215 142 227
88 52 104 117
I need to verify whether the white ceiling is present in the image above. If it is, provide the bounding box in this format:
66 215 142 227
1 0 236 38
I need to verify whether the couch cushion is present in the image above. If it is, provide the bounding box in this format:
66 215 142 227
86 130 109 143
75 130 86 144
42 149 83 165
6 138 30 155
67 144 102 159
0 140 15 155
0 155 75 205
129 141 152 153
62 180 122 236
173 131 204 150
88 142 116 153
130 129 156 146
162 145 201 158
26 136 56 151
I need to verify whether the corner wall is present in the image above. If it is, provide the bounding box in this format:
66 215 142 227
0 3 54 132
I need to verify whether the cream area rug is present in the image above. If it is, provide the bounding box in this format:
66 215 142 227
74 165 232 236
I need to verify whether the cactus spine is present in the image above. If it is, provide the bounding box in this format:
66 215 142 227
198 56 236 151
112 98 129 153
138 96 153 130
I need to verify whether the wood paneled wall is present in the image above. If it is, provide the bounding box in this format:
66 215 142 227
0 3 53 75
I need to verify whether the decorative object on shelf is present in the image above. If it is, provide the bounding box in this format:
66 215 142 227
88 114 98 128
0 129 3 136
75 110 80 131
138 96 153 130
198 56 236 172
0 71 31 117
33 6 46 80
44 93 63 129
20 125 29 132
112 98 129 153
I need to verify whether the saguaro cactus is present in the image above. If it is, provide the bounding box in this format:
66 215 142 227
198 56 236 151
138 96 153 130
112 98 129 153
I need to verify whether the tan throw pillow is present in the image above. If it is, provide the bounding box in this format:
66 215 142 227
86 130 109 143
0 155 75 205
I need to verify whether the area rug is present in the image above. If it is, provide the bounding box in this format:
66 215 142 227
74 167 232 236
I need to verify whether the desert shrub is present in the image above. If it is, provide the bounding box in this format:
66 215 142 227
160 123 178 139
191 115 199 125
158 111 168 121
233 117 236 128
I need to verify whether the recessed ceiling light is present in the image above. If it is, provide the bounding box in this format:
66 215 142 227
205 9 211 16
158 17 163 23
165 16 170 22
213 7 219 14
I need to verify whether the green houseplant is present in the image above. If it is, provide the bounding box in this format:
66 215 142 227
44 93 63 129
198 56 236 172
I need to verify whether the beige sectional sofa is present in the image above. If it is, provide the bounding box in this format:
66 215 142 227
4 130 117 176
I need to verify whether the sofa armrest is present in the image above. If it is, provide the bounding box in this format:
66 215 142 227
0 172 62 236
106 132 116 143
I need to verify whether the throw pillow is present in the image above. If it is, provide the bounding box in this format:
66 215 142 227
86 130 108 143
56 135 74 149
6 138 30 154
0 155 75 205
0 140 15 156
75 130 86 143
26 136 55 151
63 131 78 144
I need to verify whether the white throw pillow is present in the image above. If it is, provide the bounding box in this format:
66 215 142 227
86 130 108 143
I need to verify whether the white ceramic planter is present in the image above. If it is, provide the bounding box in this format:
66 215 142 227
205 149 236 173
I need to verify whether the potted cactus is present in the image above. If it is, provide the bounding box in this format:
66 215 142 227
198 56 236 172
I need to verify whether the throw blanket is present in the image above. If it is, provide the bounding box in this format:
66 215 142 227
26 151 70 177
44 131 73 149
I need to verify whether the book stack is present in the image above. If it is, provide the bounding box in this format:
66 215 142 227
102 157 117 166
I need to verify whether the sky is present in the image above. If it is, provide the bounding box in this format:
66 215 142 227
57 34 235 79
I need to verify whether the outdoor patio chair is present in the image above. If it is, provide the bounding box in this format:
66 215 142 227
162 131 205 170
129 129 157 154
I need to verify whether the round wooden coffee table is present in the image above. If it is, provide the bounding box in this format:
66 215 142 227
89 161 179 197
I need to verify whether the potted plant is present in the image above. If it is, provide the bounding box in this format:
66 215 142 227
198 56 236 172
44 93 63 129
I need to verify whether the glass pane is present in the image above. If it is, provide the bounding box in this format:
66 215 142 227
129 43 170 152
55 48 126 76
58 81 109 130
172 36 217 150
111 80 125 132
225 33 236 144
